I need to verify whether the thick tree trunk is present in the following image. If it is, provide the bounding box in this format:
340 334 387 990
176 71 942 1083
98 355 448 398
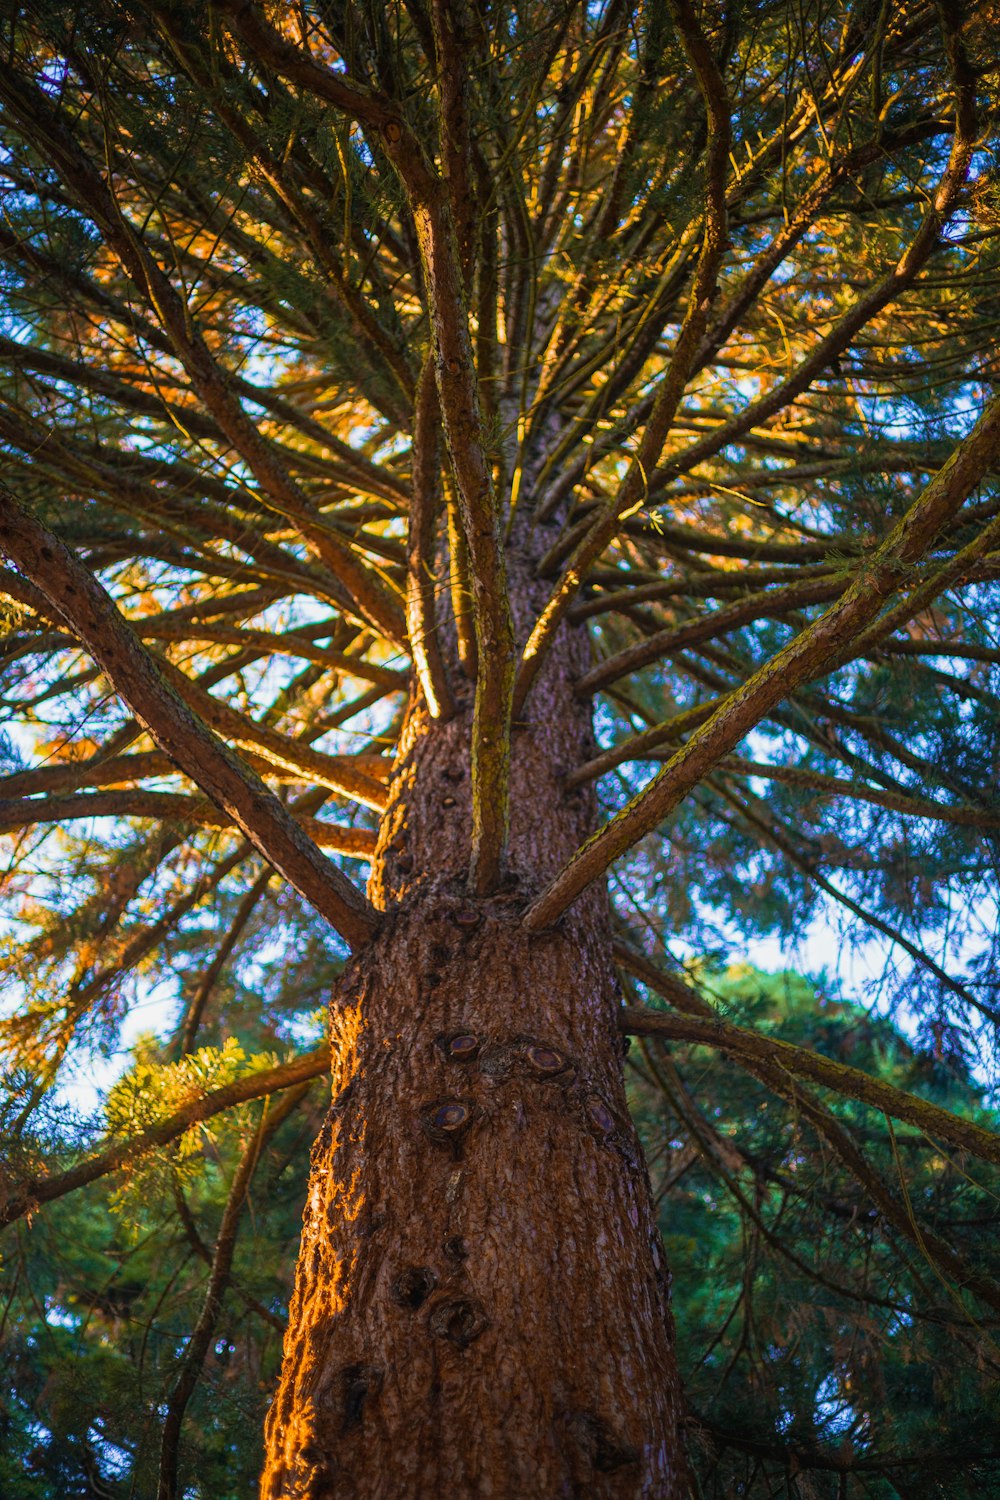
261 546 687 1497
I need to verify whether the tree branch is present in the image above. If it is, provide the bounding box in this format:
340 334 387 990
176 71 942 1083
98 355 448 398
523 393 1000 930
0 789 376 858
513 0 732 715
0 485 377 949
157 1083 308 1500
620 1005 1000 1170
407 356 455 719
0 1048 330 1230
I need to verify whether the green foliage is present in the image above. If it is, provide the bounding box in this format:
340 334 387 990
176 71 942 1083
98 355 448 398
2 969 999 1495
628 968 1000 1497
104 1037 282 1232
0 1081 318 1498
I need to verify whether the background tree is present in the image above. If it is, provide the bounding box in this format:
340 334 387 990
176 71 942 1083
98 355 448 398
0 0 999 1495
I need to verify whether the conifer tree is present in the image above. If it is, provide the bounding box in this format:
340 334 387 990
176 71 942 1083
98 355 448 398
0 1 999 1495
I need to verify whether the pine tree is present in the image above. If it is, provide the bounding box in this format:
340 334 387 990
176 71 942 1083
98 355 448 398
0 2 999 1495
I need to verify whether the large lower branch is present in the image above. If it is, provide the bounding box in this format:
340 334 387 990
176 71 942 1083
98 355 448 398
620 1005 1000 1170
0 486 377 949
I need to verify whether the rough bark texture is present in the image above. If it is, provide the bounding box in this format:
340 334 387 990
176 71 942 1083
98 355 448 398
261 541 686 1497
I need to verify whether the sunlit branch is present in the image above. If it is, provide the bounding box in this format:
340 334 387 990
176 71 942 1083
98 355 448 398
0 1048 331 1230
406 356 455 719
141 623 407 691
430 488 469 679
650 51 976 494
0 789 376 857
513 0 731 717
156 664 390 811
0 746 388 803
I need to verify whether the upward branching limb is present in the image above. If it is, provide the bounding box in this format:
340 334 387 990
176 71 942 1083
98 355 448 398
397 160 515 893
512 0 732 717
222 0 515 892
407 356 455 720
523 393 1000 930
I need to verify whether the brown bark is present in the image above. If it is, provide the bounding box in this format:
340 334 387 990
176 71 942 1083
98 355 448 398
261 551 686 1496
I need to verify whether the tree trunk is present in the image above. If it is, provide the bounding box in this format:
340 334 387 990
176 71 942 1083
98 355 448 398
261 542 687 1497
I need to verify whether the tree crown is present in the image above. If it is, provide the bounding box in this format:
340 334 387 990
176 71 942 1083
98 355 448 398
1 0 1000 1491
